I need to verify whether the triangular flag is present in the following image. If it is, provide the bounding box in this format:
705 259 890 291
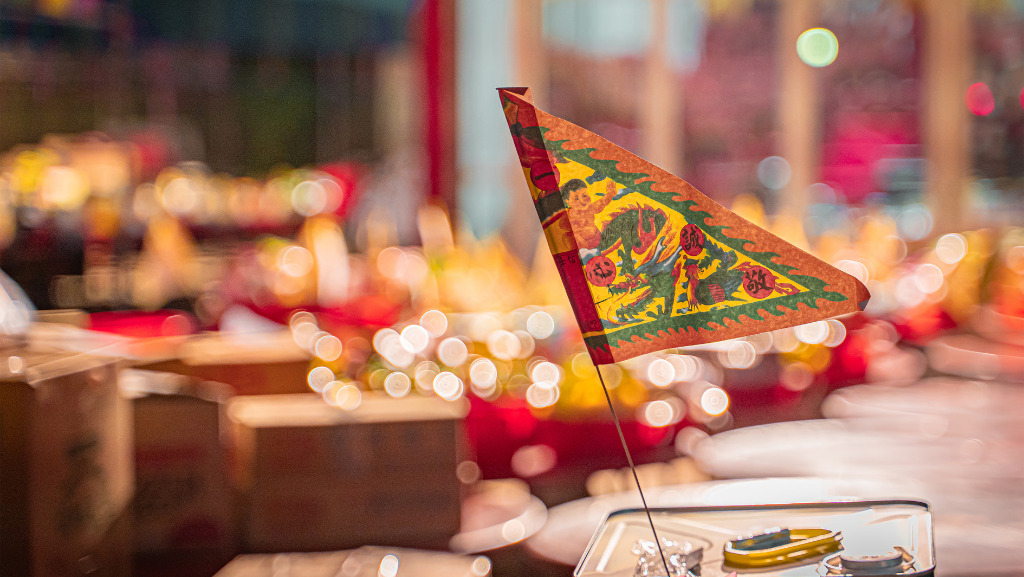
498 87 869 365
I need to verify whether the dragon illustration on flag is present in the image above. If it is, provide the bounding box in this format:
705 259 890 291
499 87 869 365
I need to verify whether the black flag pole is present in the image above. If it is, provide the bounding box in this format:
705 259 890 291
595 363 672 577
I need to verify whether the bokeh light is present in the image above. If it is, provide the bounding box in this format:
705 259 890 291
437 337 469 366
646 358 675 386
420 309 449 337
384 372 412 398
415 361 440 393
280 246 314 278
642 400 675 427
161 177 199 216
471 557 491 576
373 328 399 353
895 204 933 241
835 259 870 284
514 330 536 358
307 366 335 393
796 28 839 67
456 461 482 484
526 310 555 339
400 324 430 354
571 352 598 379
376 246 406 279
601 364 624 388
914 263 945 294
795 321 829 345
289 310 315 328
469 357 498 388
501 519 527 542
667 354 702 382
823 319 848 348
526 381 560 408
895 275 925 308
314 334 342 361
291 180 328 217
966 82 995 116
334 384 362 410
699 387 730 416
292 320 320 349
746 333 774 354
378 554 399 577
780 362 814 391
530 361 562 385
935 233 968 264
487 329 522 360
772 327 800 353
757 156 792 190
433 371 465 401
719 341 757 369
510 444 557 477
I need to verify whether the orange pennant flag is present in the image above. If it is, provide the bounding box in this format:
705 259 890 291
499 87 869 365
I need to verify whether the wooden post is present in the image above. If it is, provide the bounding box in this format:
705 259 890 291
514 0 547 95
640 0 682 176
922 0 971 234
777 0 820 222
421 0 458 213
505 0 549 265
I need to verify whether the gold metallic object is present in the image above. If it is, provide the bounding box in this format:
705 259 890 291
724 528 842 568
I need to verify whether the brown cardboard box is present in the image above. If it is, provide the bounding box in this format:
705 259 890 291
136 332 312 396
229 393 467 552
213 547 492 577
0 352 133 577
244 470 462 551
122 370 236 554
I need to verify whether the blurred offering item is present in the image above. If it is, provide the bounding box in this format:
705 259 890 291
527 477 917 570
121 370 236 555
972 304 1024 347
575 502 931 577
691 406 1024 576
449 479 547 577
823 378 1024 437
228 393 467 551
136 330 311 395
0 352 132 577
585 457 712 497
925 334 1024 381
212 546 492 577
450 478 546 549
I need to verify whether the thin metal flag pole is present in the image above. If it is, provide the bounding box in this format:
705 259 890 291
595 363 673 577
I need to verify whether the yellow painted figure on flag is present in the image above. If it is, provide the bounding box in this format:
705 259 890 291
499 87 869 365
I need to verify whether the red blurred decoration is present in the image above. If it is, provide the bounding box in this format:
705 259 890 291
465 396 681 480
966 82 995 116
821 111 917 203
88 310 198 338
416 0 457 212
892 302 958 344
317 162 365 220
243 295 402 332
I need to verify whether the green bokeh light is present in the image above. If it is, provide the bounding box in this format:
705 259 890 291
796 28 839 67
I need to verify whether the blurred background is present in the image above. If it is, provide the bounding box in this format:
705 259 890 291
1 1 1023 576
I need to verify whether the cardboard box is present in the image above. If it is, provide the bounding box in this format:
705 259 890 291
136 331 312 396
244 470 462 551
213 547 491 577
122 370 236 554
0 352 133 577
229 393 467 552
